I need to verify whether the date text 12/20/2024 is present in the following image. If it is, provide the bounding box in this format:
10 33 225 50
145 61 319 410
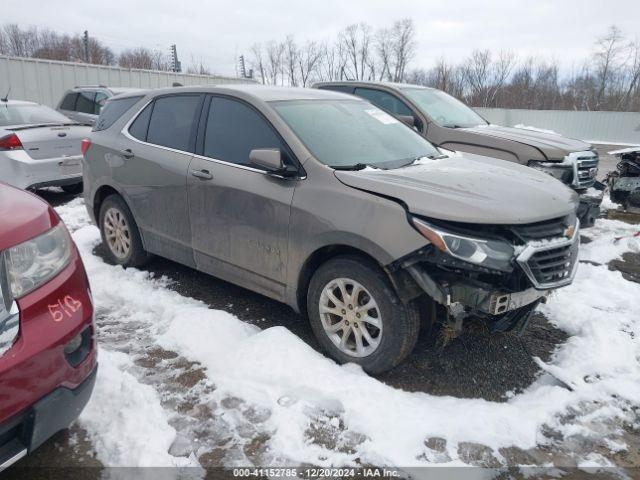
232 468 401 477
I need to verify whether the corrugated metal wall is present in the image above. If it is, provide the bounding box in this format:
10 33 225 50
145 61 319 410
0 55 254 107
476 107 640 145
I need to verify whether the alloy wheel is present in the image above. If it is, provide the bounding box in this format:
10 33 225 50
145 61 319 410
319 277 383 357
104 207 132 259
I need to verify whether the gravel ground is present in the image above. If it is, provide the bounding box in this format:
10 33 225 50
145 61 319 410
6 144 638 475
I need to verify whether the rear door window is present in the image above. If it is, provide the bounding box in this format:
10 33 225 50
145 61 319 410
94 96 144 131
203 96 284 167
60 93 78 111
146 95 201 152
354 87 413 116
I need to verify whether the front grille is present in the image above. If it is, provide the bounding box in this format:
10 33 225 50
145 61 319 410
527 243 577 285
511 216 569 242
516 223 580 289
569 151 599 189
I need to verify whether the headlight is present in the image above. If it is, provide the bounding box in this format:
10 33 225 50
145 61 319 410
3 223 72 298
411 218 514 271
528 161 572 183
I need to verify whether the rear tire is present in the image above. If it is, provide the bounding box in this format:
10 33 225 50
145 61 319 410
307 255 420 374
98 195 151 267
61 183 83 195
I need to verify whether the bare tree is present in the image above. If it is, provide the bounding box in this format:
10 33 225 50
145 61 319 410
0 24 114 65
297 40 322 86
593 25 626 108
284 36 299 86
118 47 170 70
339 23 374 80
186 55 211 75
390 19 415 82
265 40 285 85
375 27 393 81
619 40 640 110
316 42 347 81
0 24 39 57
248 43 267 84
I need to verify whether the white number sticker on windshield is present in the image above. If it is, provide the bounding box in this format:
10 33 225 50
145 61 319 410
365 109 398 125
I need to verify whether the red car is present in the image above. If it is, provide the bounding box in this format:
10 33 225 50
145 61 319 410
0 183 96 471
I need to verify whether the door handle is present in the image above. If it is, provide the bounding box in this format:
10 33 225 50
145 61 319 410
120 149 134 159
191 169 213 180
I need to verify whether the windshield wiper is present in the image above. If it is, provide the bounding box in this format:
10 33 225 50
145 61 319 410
331 163 378 171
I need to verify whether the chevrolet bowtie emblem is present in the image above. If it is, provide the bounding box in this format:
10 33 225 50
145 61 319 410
564 225 575 239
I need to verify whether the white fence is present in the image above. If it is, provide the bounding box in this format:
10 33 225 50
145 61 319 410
475 107 640 145
0 55 254 107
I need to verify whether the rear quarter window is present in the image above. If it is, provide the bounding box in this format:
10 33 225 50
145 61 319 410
93 96 144 132
128 103 153 141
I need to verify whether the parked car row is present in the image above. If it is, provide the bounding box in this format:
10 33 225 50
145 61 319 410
0 80 598 469
83 85 581 374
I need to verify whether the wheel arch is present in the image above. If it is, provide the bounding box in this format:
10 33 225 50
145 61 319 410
92 184 121 223
294 244 387 314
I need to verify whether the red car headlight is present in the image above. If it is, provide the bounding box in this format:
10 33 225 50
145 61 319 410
3 223 73 298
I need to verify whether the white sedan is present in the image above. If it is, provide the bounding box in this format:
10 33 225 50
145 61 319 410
0 99 91 193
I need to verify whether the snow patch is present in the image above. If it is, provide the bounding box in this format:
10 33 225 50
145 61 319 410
56 199 640 468
79 349 199 468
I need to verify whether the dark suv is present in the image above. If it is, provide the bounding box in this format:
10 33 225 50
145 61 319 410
82 85 579 373
314 81 601 227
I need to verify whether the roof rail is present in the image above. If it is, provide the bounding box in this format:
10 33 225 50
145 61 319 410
74 84 108 89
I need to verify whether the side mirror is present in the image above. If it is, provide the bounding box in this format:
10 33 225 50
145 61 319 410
398 115 417 128
249 148 297 177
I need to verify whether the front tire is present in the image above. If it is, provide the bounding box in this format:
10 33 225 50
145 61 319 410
307 255 420 374
98 195 151 267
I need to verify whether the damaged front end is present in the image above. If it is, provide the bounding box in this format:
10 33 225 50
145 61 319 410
607 147 640 212
388 214 580 336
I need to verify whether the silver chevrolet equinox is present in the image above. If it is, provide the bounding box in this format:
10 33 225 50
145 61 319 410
83 85 580 373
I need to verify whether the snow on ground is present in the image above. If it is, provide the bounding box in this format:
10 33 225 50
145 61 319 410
80 349 200 469
55 199 640 469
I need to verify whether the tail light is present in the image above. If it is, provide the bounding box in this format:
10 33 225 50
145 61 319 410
0 133 23 151
81 138 91 155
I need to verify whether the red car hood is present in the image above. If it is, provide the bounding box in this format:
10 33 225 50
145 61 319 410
0 183 59 251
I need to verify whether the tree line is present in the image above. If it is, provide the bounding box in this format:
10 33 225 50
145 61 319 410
1 22 638 112
0 24 207 74
248 23 640 112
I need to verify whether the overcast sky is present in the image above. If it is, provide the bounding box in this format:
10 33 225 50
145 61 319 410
4 0 640 76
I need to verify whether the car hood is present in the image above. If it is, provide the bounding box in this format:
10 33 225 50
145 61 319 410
0 183 59 251
461 124 592 160
333 153 578 225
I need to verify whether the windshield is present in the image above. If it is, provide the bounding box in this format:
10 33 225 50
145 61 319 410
402 88 487 128
0 103 72 127
271 99 441 169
